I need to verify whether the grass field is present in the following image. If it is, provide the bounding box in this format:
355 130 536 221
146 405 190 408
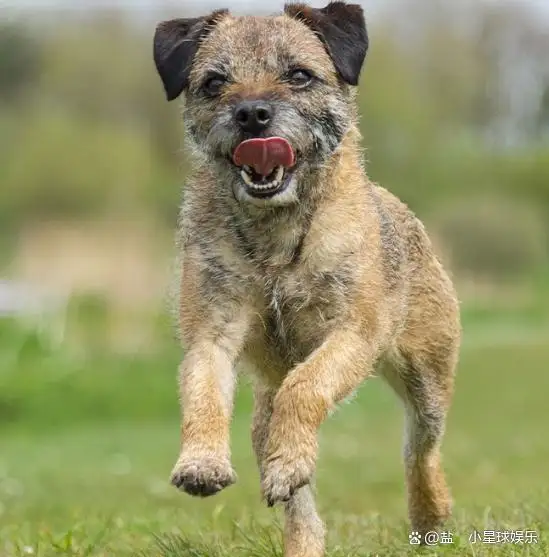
1 311 548 556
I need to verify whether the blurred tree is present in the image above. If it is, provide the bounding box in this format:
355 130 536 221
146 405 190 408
0 110 167 222
0 23 41 103
537 82 549 139
433 196 548 280
36 11 182 166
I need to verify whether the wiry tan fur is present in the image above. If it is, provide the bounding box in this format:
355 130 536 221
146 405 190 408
155 4 461 556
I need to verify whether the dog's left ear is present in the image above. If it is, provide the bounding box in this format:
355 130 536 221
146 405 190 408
284 1 368 86
153 9 228 101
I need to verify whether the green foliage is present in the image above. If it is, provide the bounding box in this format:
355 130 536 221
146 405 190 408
0 109 170 223
1 4 549 281
434 197 548 279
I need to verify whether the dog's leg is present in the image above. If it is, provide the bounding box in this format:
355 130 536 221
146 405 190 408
252 382 325 557
261 328 377 508
283 487 325 557
170 337 242 497
382 338 458 537
251 382 275 476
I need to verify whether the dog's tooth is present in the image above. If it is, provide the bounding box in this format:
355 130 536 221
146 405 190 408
240 169 254 187
274 166 284 182
241 167 284 193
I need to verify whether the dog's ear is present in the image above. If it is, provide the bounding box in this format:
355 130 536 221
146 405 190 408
153 9 228 101
284 2 368 86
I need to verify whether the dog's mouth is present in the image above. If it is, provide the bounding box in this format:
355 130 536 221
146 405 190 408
232 137 296 198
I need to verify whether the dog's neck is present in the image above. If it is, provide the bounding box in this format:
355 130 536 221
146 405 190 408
222 124 367 268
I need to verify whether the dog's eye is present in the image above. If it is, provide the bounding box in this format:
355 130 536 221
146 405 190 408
288 69 314 88
202 75 226 96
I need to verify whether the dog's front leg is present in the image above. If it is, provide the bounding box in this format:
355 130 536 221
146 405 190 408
261 327 378 507
170 335 244 497
253 382 325 557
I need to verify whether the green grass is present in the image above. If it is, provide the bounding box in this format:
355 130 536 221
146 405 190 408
1 317 548 556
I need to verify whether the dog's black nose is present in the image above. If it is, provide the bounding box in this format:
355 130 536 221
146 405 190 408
234 100 273 134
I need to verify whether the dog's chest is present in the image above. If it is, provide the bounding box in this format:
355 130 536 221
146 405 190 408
248 266 351 368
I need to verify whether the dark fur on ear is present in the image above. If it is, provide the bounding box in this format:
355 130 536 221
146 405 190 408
153 10 228 101
284 1 368 86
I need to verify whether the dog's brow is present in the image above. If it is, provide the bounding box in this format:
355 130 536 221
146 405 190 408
202 58 232 78
282 54 313 71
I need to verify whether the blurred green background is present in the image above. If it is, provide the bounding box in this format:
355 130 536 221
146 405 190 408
1 1 548 555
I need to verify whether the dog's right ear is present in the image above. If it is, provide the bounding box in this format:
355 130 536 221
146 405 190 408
153 10 228 101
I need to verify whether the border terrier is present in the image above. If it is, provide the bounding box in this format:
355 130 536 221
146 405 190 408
153 2 461 555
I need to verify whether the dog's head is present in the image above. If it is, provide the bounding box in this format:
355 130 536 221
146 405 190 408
153 2 368 207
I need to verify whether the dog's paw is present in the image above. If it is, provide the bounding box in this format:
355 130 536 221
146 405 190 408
261 447 315 507
170 454 236 497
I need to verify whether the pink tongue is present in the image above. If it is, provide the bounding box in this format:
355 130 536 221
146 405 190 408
233 137 295 177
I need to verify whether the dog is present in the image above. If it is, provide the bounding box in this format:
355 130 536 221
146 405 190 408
153 2 461 555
